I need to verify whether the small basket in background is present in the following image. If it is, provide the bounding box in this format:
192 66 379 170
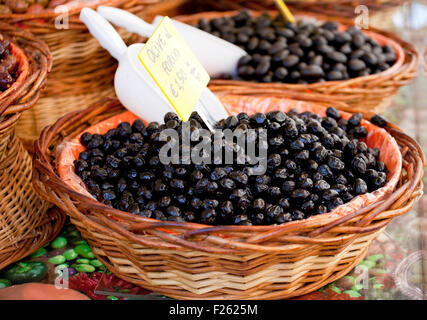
175 10 418 115
0 22 65 270
0 0 190 144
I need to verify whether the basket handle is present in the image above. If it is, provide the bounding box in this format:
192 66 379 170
80 7 127 61
97 6 156 38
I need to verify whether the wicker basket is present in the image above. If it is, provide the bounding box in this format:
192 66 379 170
1 0 189 143
287 1 403 30
175 10 418 114
33 97 424 299
193 0 404 12
0 22 65 270
192 1 405 31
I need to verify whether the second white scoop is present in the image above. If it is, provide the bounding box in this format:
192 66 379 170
97 6 247 78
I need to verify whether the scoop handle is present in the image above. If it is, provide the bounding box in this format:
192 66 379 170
97 6 156 37
80 7 127 61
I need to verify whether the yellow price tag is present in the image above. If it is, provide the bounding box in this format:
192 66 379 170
138 17 210 122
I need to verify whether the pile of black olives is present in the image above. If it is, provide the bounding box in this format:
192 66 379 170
75 107 387 226
0 34 18 91
194 10 396 84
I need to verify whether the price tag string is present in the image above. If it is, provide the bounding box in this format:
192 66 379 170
273 0 295 23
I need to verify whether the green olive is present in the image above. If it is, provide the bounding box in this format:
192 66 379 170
76 259 90 264
367 254 384 262
51 237 68 249
71 239 88 246
68 230 80 238
0 279 11 288
358 260 376 269
343 290 361 298
75 264 95 273
90 259 104 268
30 247 47 258
63 249 78 261
74 244 95 259
48 255 66 265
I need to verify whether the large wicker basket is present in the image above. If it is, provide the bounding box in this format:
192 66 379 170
1 0 189 143
0 22 65 270
175 10 418 115
33 97 424 299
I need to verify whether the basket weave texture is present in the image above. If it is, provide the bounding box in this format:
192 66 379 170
194 0 404 12
8 0 189 143
423 45 427 76
33 97 424 299
175 10 418 115
0 22 65 270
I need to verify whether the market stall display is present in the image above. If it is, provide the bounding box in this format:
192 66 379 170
175 10 418 115
0 0 189 144
0 0 422 302
32 95 424 299
0 22 65 270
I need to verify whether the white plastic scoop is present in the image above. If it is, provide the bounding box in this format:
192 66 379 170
79 8 228 131
97 6 247 78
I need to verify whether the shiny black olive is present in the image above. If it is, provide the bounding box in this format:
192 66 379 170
353 178 368 194
370 115 387 128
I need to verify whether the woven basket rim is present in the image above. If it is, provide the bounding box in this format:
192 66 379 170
33 97 425 254
174 9 415 87
0 42 29 102
0 21 52 124
199 0 405 12
0 0 158 23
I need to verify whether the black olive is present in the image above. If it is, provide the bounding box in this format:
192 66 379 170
301 65 324 78
267 153 282 168
314 180 330 192
292 210 305 220
349 59 366 72
353 178 368 194
77 107 387 227
291 189 310 201
351 156 367 174
326 107 341 120
370 115 387 127
348 113 363 127
158 196 171 208
327 156 345 171
233 214 249 225
327 51 347 63
274 67 288 80
220 178 236 190
282 54 299 68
